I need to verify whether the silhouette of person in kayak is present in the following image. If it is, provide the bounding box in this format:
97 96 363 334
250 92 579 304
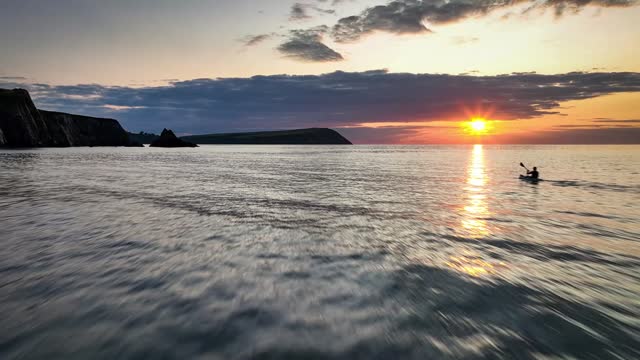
527 167 539 179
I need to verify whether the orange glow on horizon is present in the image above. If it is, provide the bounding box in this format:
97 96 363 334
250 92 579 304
344 92 640 144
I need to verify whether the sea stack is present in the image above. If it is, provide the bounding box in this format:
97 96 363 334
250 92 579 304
150 129 198 148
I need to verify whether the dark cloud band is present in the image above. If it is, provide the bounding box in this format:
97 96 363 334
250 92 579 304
2 70 639 138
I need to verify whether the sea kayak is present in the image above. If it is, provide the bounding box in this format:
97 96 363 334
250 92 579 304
519 175 540 183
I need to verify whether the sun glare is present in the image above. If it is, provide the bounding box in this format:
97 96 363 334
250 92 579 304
466 118 488 134
471 119 486 131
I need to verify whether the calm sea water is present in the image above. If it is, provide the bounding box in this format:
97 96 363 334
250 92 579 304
1 145 639 359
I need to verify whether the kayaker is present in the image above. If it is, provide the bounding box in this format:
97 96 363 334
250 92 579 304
527 167 539 179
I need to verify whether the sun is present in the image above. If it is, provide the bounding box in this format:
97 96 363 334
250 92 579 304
470 118 487 131
467 118 488 134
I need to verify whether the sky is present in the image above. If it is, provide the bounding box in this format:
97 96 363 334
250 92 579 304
1 0 639 143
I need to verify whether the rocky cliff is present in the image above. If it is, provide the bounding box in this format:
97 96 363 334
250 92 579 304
0 88 139 147
40 110 134 147
182 128 352 145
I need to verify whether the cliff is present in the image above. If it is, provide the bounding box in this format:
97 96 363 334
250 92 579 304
182 128 352 145
0 89 53 146
0 88 140 147
40 111 134 147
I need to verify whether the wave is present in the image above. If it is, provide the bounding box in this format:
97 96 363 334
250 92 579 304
546 179 640 194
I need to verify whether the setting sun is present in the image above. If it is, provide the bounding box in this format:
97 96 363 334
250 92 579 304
467 118 488 134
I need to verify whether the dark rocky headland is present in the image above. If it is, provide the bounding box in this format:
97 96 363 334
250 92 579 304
0 88 140 147
150 129 198 148
182 128 352 145
1 88 353 148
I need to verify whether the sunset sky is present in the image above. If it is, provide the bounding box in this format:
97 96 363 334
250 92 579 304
1 0 639 143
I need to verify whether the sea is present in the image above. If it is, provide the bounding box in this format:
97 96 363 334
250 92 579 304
1 145 639 359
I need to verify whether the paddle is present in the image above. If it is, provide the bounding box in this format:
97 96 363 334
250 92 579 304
520 162 529 174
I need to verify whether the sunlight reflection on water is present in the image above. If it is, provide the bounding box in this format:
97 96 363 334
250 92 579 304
445 256 509 278
461 144 490 238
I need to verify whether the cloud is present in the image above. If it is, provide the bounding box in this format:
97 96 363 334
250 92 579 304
496 127 640 144
290 2 336 21
339 124 457 143
2 70 639 141
0 76 27 80
241 34 273 47
102 104 148 111
316 0 352 6
338 125 427 144
593 118 640 123
290 3 312 20
253 0 639 63
451 36 479 45
277 26 344 62
552 124 635 129
329 0 638 42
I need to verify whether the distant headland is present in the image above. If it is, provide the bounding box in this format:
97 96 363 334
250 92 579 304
1 88 352 148
130 128 352 145
182 128 352 145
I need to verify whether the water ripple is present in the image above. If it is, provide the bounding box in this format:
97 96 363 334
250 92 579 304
1 145 639 359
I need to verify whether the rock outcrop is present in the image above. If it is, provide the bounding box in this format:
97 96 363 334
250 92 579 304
149 129 198 148
182 128 352 145
0 88 141 147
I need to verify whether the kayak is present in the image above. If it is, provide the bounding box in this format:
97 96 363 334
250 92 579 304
519 175 540 183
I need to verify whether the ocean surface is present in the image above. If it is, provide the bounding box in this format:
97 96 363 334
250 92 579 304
1 145 639 359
